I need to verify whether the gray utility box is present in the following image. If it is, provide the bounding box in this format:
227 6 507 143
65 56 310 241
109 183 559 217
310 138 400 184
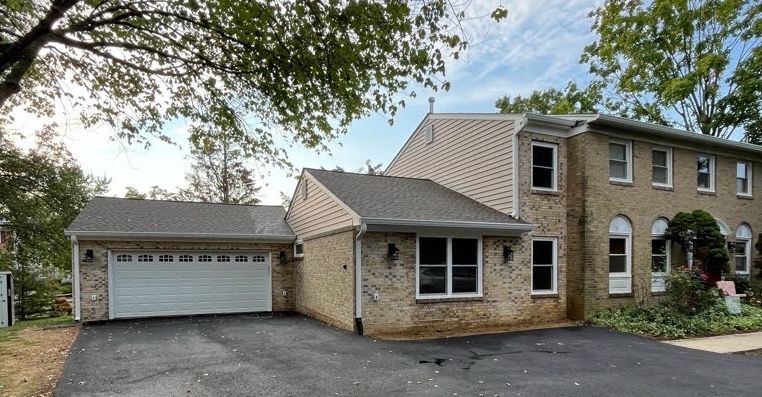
0 272 13 327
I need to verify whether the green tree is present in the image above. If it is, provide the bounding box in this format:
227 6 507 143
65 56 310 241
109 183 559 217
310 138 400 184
127 136 262 204
0 129 109 318
1 0 507 170
665 210 730 281
124 186 146 199
581 0 762 140
495 82 603 114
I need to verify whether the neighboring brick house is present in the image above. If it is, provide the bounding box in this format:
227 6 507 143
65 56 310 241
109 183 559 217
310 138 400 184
67 112 761 337
384 113 761 322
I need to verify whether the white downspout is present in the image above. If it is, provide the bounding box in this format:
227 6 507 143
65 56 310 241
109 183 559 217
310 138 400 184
511 120 523 219
70 235 81 321
354 223 367 333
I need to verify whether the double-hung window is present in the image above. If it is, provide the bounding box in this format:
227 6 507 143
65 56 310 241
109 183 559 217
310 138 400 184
652 147 672 187
417 237 481 298
735 223 753 274
609 216 632 294
531 238 557 294
609 140 632 182
531 142 557 191
651 217 670 292
697 154 715 191
737 161 752 196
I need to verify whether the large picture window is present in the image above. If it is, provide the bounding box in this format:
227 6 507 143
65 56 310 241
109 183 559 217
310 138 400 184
417 237 481 298
531 142 557 191
531 238 557 294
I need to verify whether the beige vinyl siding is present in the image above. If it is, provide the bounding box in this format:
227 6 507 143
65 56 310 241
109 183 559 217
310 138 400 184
386 118 515 214
286 175 353 238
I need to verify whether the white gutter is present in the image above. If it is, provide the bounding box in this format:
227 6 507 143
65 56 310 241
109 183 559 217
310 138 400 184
358 217 537 231
70 235 80 322
354 223 367 329
591 114 762 155
64 231 296 242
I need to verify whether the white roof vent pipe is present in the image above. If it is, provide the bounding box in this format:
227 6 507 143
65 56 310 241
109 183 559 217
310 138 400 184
428 97 435 113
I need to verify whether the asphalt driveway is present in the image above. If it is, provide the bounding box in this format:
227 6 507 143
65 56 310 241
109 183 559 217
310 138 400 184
55 313 761 397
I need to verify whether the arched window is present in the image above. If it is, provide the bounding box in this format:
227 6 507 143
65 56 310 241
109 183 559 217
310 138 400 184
609 215 632 294
714 217 731 237
651 217 671 292
735 223 753 274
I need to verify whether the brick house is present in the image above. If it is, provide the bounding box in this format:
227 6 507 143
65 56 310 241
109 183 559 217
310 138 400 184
66 112 761 336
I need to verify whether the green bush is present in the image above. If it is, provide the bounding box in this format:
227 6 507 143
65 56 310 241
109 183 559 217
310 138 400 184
663 267 721 315
587 303 762 339
59 282 72 295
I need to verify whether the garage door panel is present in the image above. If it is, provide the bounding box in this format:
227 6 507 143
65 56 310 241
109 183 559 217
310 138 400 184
111 251 271 319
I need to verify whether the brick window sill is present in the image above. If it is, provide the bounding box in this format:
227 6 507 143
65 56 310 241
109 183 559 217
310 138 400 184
531 189 560 196
652 185 673 192
697 190 716 196
650 291 666 296
416 297 484 304
531 294 559 299
609 181 634 187
738 194 754 200
608 293 633 298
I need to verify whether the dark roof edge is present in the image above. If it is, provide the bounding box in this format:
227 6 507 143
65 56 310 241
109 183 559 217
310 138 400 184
65 231 296 241
359 217 536 230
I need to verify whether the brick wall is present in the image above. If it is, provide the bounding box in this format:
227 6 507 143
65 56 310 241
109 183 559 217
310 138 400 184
76 240 294 321
572 132 762 317
359 232 566 336
293 230 355 331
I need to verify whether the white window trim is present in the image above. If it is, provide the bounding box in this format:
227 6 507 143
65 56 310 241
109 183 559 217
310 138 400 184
531 237 558 295
651 146 673 188
609 234 632 277
650 237 671 293
294 239 304 258
415 236 483 299
697 154 715 192
735 238 751 274
609 139 633 183
530 141 558 192
737 161 753 197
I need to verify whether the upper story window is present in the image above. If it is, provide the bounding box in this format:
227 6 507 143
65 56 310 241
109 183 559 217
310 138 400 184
609 140 632 182
737 161 752 196
652 147 672 187
531 141 557 191
697 154 715 192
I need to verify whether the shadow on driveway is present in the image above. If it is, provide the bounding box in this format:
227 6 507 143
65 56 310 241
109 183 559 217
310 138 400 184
55 313 761 396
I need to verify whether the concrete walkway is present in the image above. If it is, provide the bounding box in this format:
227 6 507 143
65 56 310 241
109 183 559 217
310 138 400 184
664 331 762 353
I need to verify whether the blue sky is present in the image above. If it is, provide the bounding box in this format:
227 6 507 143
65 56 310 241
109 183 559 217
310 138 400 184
9 0 601 205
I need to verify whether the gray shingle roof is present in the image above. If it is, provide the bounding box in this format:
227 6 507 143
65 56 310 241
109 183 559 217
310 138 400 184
67 197 294 238
305 169 526 225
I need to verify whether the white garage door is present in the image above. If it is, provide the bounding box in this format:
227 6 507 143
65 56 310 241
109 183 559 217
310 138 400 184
109 251 271 319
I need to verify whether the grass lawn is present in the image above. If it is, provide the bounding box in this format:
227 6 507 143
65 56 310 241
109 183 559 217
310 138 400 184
0 316 79 397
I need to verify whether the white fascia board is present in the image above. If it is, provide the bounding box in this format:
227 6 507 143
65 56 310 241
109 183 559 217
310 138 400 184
358 217 537 232
592 114 762 156
64 230 296 242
